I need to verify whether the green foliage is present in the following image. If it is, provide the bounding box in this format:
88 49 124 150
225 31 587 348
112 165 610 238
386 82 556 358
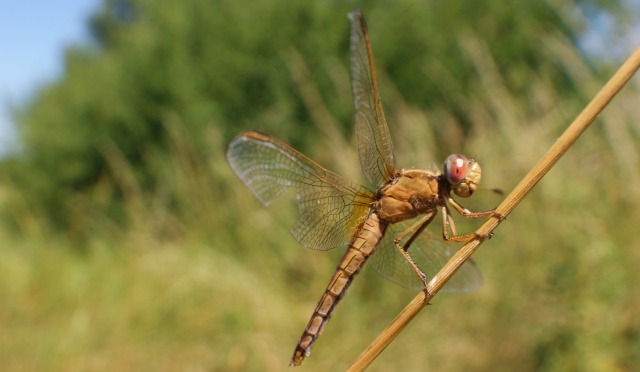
1 0 618 234
1 0 639 370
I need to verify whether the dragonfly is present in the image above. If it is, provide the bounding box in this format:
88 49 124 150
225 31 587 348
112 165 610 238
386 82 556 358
226 9 497 366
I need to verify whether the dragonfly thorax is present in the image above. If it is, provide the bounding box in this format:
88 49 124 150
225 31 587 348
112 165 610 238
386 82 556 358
374 169 440 223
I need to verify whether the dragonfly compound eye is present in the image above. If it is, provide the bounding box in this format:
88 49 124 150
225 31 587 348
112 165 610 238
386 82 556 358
444 154 469 185
452 159 482 198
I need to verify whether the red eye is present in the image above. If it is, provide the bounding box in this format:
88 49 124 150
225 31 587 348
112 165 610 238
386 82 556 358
444 154 469 184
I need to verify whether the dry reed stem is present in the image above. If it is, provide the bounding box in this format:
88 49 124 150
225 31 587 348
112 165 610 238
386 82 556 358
347 46 640 372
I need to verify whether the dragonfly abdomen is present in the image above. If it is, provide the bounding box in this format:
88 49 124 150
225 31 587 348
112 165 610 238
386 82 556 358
290 213 387 366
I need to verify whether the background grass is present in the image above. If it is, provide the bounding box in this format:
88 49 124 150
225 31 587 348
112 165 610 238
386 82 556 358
2 1 640 371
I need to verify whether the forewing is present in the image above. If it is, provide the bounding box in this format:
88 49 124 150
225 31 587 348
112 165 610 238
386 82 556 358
349 10 395 187
369 222 483 292
226 131 373 251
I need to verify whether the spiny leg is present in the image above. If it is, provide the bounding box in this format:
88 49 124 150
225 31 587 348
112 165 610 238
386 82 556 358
445 193 496 219
441 191 505 242
393 212 436 293
441 204 478 243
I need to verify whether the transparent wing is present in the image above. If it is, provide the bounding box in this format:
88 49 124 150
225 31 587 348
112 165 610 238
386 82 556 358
349 10 395 187
226 131 374 251
369 222 483 292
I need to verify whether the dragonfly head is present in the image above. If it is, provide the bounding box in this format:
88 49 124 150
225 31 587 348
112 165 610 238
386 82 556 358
443 154 482 198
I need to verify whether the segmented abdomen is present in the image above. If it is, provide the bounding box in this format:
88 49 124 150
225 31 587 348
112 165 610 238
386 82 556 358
290 212 387 366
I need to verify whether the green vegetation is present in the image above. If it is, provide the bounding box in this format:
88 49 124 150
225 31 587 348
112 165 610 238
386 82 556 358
1 0 639 370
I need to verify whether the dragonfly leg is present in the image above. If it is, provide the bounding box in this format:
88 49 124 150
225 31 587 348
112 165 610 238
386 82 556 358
393 212 436 293
445 194 496 219
441 204 484 243
442 191 504 241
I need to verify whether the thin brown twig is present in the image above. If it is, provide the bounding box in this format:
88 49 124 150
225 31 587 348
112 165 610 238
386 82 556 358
347 46 640 372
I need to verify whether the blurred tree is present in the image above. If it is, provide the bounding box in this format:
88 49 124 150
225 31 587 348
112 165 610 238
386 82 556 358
0 0 622 236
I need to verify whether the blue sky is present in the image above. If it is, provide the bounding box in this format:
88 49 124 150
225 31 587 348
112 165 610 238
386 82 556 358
0 0 101 154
